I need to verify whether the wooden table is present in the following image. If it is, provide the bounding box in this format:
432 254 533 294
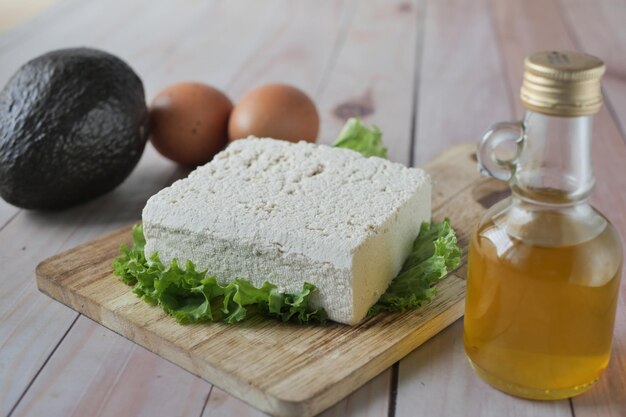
1 1 625 416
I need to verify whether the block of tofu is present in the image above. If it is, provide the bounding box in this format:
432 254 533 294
142 138 431 325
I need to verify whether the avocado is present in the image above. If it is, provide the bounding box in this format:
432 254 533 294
0 47 149 210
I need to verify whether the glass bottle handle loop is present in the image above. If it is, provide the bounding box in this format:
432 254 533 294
477 121 525 181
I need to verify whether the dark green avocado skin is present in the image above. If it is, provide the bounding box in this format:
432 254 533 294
0 47 148 209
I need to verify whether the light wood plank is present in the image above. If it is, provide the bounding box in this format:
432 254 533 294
559 0 626 140
10 316 211 417
488 1 626 416
203 387 267 417
411 0 511 166
0 145 177 416
222 0 355 102
4 0 623 416
203 370 392 417
570 306 626 417
397 321 573 417
0 0 57 31
0 0 287 98
0 200 18 229
317 369 391 417
0 0 301 413
316 0 420 164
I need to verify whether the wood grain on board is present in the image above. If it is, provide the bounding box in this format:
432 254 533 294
34 144 493 417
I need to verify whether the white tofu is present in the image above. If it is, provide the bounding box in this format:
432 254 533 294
142 138 431 325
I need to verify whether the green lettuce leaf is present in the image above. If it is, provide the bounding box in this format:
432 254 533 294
369 219 462 315
113 220 461 325
333 117 388 158
113 224 328 324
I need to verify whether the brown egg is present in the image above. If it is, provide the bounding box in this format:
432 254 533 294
228 84 319 142
150 82 233 166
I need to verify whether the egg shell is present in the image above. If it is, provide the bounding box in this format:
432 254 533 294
150 82 232 166
228 83 319 143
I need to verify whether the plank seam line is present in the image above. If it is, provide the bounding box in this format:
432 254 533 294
409 0 427 168
0 209 20 233
399 2 426 411
197 385 214 417
388 362 400 417
6 313 80 417
91 336 138 417
485 0 517 118
314 0 360 98
556 0 626 147
569 398 577 417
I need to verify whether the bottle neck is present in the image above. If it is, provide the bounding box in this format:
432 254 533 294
511 110 595 205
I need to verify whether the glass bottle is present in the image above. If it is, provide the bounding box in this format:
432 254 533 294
464 51 623 400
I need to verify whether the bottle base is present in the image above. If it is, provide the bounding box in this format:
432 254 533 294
467 356 598 400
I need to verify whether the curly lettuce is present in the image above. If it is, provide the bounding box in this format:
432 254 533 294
369 219 461 315
113 225 327 324
113 220 460 324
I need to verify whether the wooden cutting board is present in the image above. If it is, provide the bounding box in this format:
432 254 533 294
36 144 508 417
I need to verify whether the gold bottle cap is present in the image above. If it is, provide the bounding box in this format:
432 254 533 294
520 51 605 116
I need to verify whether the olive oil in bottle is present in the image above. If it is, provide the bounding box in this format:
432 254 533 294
464 51 623 400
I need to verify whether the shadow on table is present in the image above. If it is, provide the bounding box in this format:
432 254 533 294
571 323 626 414
396 319 574 415
21 161 191 230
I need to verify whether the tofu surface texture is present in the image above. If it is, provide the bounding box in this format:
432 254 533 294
142 138 431 325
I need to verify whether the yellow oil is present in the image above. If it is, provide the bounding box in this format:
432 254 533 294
464 207 622 400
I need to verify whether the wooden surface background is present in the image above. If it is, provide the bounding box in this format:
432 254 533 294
0 0 625 416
